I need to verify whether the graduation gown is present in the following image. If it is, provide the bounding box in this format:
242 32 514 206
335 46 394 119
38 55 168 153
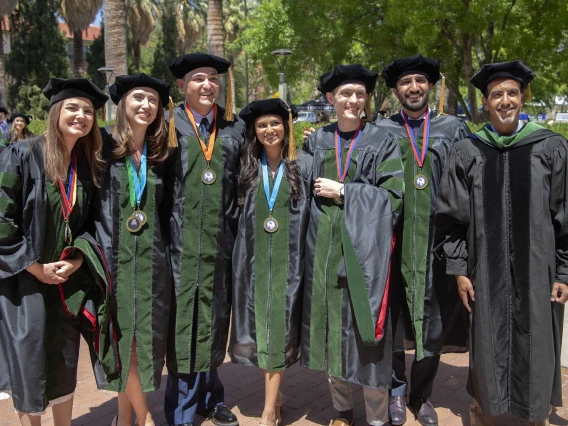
92 131 172 392
300 122 404 388
229 151 312 371
0 138 116 413
435 123 567 422
377 112 470 360
166 105 245 373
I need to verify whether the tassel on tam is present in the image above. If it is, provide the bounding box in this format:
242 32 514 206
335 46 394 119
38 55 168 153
437 73 447 118
223 68 235 122
168 96 178 148
100 103 106 122
287 105 298 161
364 96 372 122
524 83 532 102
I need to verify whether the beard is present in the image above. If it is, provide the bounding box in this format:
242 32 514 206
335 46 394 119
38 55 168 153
493 107 519 125
398 89 430 112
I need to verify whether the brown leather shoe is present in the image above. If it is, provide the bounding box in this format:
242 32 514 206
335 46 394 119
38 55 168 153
411 399 438 426
331 418 354 426
389 395 407 425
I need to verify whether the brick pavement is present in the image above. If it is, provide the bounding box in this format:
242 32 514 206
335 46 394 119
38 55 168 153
1 342 567 426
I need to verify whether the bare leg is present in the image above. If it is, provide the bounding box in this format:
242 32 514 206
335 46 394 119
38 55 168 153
51 397 74 426
117 392 134 426
124 341 154 426
17 413 41 426
260 370 284 426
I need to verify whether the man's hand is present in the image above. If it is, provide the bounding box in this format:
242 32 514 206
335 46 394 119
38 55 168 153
551 282 568 304
303 127 316 141
26 262 68 284
456 275 474 312
314 178 343 198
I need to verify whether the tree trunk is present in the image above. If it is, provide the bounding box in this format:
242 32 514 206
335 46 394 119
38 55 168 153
104 0 128 85
463 34 479 123
446 82 458 116
73 30 84 77
207 0 225 105
0 25 6 106
133 41 141 72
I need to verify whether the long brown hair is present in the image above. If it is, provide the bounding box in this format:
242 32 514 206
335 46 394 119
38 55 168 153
238 120 302 207
111 97 169 165
45 101 105 187
9 123 33 143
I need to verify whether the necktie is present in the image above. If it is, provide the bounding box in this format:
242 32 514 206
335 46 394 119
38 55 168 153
199 117 209 140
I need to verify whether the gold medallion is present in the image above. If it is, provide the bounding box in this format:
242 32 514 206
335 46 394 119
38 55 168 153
414 173 428 190
264 216 279 233
202 168 216 185
126 213 143 233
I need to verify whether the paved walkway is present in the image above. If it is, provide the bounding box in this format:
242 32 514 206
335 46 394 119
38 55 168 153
1 342 567 426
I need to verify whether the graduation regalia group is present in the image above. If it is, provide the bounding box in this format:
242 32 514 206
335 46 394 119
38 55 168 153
0 49 566 426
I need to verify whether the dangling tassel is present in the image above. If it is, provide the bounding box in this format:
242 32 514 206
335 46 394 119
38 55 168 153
100 103 106 121
524 83 532 102
168 96 178 148
364 96 372 122
223 68 235 122
287 107 298 161
437 73 446 118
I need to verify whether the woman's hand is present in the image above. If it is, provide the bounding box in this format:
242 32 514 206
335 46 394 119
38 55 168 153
55 253 84 279
314 178 343 198
27 262 68 284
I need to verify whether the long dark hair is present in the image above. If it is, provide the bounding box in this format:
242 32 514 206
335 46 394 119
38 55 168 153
238 120 302 207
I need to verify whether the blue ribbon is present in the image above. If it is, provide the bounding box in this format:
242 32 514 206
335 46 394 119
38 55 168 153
261 150 284 214
128 143 147 207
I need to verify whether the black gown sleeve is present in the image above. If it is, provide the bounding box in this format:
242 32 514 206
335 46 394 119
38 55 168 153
435 143 471 277
0 145 41 279
548 137 568 284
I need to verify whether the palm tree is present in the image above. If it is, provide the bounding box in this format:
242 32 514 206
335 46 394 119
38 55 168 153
207 0 224 104
126 0 157 71
177 0 206 54
60 0 102 78
0 0 19 106
104 0 128 84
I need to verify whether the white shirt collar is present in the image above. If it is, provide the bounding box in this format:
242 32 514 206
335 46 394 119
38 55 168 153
188 104 215 125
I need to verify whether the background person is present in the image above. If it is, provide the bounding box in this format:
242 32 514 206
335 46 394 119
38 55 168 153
8 112 34 143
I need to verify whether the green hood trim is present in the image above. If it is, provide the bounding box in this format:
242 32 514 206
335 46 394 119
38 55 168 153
474 121 543 149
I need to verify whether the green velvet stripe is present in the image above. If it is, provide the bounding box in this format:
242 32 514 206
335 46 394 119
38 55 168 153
398 137 433 360
0 197 15 215
341 221 376 346
134 169 156 390
0 221 18 238
308 149 357 377
110 167 156 391
111 165 136 391
178 135 224 372
254 176 290 371
0 171 20 192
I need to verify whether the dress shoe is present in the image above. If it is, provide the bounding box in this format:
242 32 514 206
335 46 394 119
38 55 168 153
174 423 195 426
331 418 354 426
197 404 239 426
389 395 407 425
411 398 438 426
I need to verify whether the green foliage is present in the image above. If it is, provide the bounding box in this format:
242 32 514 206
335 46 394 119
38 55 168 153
151 0 182 101
27 118 47 136
12 85 50 120
240 0 568 121
6 0 71 117
86 24 107 90
293 121 325 148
